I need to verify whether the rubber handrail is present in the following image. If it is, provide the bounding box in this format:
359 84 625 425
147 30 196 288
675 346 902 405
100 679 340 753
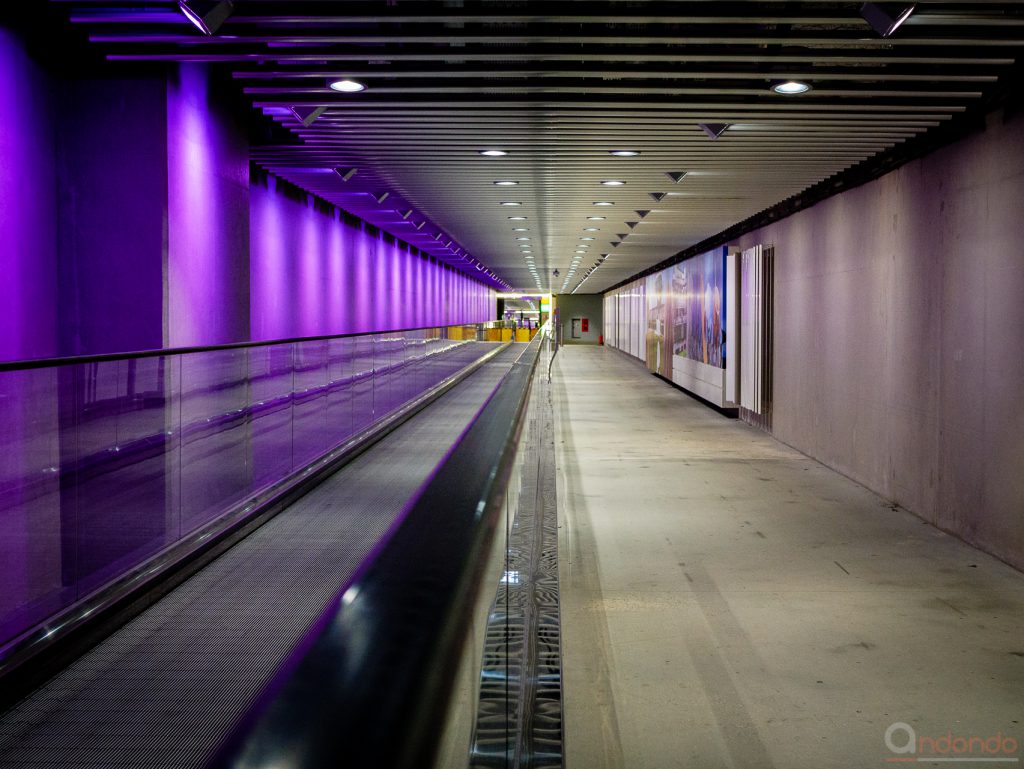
205 334 544 769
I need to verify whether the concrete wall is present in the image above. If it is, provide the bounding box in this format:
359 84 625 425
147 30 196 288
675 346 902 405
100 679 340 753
736 107 1024 570
557 294 603 344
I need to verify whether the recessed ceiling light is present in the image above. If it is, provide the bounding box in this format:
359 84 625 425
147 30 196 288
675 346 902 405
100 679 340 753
587 216 606 221
771 80 811 95
593 202 615 206
493 180 519 186
329 79 367 93
601 180 626 186
609 150 640 157
575 250 586 254
512 227 529 232
479 149 508 157
500 202 522 206
521 250 532 254
507 216 527 220
515 237 530 241
583 227 600 231
580 237 595 241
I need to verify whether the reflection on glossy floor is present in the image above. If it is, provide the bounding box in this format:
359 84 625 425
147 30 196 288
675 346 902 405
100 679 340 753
553 346 1024 769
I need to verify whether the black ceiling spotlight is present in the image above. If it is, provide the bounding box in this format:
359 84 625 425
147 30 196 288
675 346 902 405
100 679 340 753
860 3 916 37
291 106 327 127
697 123 730 140
178 0 234 35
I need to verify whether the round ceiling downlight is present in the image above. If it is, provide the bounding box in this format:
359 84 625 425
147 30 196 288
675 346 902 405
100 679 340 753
329 79 367 93
771 80 811 95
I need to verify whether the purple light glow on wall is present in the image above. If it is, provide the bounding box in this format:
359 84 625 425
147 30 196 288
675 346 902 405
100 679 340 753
0 31 59 362
250 175 496 340
167 63 251 348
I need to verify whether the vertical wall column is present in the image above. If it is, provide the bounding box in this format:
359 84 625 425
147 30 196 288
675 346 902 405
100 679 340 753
167 63 251 348
0 30 60 362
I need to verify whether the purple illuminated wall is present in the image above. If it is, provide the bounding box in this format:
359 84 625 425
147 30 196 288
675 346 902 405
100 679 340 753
0 36 494 359
250 173 495 340
167 63 251 348
0 30 59 361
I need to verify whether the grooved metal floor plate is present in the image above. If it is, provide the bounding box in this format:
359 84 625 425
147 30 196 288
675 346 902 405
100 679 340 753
0 343 522 769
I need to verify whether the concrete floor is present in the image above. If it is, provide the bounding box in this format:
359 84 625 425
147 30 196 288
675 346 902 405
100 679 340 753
552 346 1024 769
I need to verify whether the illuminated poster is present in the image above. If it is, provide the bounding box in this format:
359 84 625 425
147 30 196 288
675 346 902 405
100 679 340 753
605 246 728 375
645 271 670 376
682 248 725 367
670 262 689 361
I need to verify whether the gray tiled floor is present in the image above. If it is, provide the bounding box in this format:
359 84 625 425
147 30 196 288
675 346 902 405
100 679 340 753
555 346 1024 769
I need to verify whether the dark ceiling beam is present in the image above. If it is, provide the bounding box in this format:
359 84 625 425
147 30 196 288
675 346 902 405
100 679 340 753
87 33 1024 46
104 52 1019 65
66 5 1024 28
232 70 1000 83
242 86 985 101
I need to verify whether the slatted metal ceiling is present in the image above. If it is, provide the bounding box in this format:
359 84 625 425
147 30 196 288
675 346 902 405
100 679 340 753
62 1 1024 294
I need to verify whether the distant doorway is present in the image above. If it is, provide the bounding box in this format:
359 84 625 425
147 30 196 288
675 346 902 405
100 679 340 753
571 318 582 339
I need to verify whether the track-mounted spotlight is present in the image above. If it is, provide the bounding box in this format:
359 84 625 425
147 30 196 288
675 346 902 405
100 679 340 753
178 0 234 35
860 2 916 37
697 123 730 140
291 105 326 127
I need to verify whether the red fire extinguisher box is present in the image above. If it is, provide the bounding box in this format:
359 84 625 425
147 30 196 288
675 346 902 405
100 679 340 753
581 318 589 332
